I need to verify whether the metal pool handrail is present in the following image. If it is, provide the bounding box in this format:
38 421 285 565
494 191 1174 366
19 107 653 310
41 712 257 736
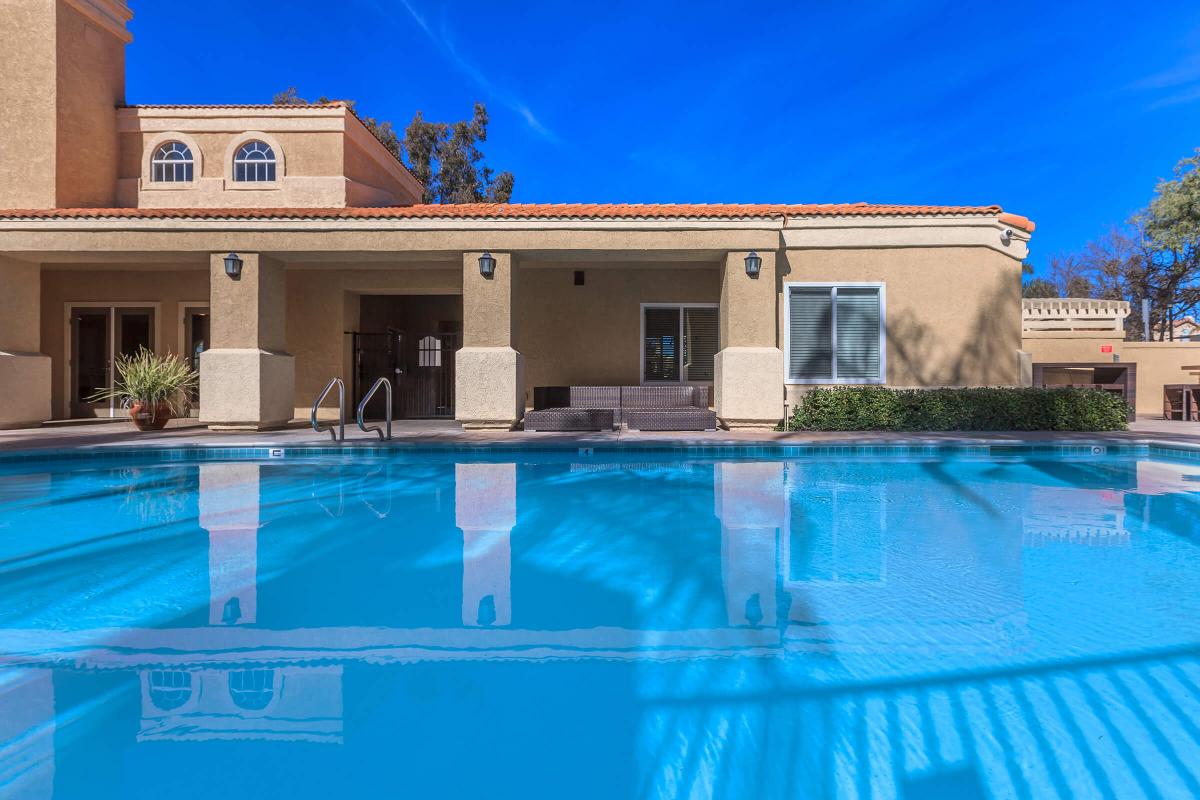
356 377 393 441
311 377 345 442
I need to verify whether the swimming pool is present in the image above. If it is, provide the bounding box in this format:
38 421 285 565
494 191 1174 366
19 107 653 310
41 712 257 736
1 444 1199 799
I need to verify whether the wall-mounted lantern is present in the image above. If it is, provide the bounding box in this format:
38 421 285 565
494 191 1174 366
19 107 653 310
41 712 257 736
478 252 497 278
744 251 762 278
223 252 244 280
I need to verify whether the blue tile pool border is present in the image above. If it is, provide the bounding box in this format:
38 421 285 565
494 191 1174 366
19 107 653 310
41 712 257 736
1 439 1198 466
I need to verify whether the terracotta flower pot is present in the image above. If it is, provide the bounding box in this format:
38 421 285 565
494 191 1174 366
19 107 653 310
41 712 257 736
129 401 172 431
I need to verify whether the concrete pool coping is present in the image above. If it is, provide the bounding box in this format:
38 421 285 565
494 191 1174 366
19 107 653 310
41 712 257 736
2 416 1200 462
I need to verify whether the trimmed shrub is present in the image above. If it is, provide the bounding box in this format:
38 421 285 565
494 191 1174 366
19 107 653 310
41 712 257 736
788 387 1129 432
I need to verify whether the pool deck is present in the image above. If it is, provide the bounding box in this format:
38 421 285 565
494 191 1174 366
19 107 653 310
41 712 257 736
1 415 1198 452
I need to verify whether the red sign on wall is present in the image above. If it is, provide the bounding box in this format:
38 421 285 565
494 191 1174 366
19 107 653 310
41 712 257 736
1100 345 1113 353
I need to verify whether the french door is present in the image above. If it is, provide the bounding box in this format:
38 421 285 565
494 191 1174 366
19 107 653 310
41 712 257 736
69 305 156 417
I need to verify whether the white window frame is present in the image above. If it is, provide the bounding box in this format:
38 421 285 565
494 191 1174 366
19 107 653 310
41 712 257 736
232 140 278 183
639 302 720 385
783 282 886 385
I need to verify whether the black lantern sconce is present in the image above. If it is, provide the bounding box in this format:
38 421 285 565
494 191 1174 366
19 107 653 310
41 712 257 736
223 252 244 280
744 251 762 278
478 251 497 278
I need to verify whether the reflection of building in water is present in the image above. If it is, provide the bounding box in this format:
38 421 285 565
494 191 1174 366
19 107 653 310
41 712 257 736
200 463 260 625
1022 460 1142 547
456 463 513 627
139 667 343 743
1023 486 1129 547
714 462 783 627
0 670 54 799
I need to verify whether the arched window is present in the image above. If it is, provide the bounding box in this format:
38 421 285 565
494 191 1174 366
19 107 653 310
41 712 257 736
233 140 277 182
148 670 193 711
151 141 194 183
228 668 275 710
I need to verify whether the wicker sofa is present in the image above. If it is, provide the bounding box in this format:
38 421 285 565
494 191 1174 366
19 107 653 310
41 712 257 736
525 385 717 431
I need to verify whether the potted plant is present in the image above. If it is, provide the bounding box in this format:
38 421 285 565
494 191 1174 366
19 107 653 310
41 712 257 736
89 347 199 431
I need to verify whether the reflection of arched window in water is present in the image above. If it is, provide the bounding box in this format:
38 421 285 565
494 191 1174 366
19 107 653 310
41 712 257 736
228 669 275 711
149 670 193 711
418 335 442 367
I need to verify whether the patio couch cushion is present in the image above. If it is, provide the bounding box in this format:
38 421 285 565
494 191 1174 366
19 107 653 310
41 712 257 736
624 408 718 431
524 408 615 432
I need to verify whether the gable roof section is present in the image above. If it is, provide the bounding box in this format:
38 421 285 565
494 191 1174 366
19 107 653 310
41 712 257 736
0 203 1035 230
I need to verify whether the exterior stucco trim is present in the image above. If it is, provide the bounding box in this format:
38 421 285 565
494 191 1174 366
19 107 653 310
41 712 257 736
62 0 133 43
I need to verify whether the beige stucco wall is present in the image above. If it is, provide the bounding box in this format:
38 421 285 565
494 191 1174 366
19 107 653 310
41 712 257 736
516 263 720 393
1021 335 1200 415
39 266 208 419
780 246 1022 407
56 0 124 207
0 0 125 209
115 107 421 209
0 1 58 209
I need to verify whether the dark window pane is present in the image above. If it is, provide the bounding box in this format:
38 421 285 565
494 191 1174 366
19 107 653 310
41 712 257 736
644 307 681 381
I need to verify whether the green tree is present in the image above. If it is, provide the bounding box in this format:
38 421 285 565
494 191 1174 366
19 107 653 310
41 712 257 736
1022 278 1058 298
272 90 512 203
1056 149 1200 340
404 103 514 203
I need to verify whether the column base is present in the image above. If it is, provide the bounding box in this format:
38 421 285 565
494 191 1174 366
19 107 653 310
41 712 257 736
455 347 525 430
714 346 784 430
199 349 295 431
0 351 51 429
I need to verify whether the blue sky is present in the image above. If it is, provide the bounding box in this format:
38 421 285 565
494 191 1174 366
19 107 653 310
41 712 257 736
127 1 1200 272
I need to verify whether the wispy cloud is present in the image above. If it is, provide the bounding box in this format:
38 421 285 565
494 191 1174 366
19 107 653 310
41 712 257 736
1129 53 1200 109
372 0 558 143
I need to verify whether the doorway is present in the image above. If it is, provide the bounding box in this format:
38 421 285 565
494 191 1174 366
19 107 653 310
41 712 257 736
350 295 462 419
182 305 210 412
68 305 157 417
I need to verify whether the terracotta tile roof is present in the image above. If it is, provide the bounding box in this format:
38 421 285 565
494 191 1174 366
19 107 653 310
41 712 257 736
119 103 350 110
0 203 1035 230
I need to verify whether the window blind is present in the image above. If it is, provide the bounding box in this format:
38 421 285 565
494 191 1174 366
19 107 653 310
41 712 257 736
835 288 881 380
788 288 834 380
683 307 718 381
643 307 681 381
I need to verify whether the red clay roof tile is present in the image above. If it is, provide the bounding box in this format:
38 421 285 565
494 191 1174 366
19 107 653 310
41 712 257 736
0 203 1034 230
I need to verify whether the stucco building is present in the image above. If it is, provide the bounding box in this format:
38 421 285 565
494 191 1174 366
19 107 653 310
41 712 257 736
0 0 1035 431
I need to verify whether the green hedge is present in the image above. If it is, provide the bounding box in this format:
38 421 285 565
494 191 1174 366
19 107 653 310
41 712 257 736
788 387 1129 432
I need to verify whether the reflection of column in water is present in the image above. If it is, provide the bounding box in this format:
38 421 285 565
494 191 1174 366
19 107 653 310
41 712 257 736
714 462 786 627
199 463 261 625
0 669 55 797
456 463 515 627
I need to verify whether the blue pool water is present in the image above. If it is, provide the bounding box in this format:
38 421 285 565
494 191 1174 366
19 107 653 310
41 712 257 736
1 446 1199 799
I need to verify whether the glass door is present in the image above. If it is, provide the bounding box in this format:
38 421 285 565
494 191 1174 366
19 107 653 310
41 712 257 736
183 306 209 412
69 306 155 417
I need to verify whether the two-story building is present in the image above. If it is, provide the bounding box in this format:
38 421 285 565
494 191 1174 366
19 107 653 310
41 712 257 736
0 0 1034 431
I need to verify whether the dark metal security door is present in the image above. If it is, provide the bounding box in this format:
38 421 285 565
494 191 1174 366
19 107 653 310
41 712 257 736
400 331 458 418
350 329 457 419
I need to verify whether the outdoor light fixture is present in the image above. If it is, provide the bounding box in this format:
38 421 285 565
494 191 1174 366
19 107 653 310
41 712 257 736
223 252 243 280
478 251 497 278
744 251 762 278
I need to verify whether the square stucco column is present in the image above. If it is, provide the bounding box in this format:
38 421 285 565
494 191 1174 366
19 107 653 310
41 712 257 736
456 252 524 430
200 253 295 430
715 251 784 429
0 258 51 429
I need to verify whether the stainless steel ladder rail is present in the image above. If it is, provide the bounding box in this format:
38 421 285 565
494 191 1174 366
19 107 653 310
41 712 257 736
356 376 393 441
311 377 345 442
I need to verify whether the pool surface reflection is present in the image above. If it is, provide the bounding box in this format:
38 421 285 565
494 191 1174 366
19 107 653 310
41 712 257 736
1 450 1199 798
